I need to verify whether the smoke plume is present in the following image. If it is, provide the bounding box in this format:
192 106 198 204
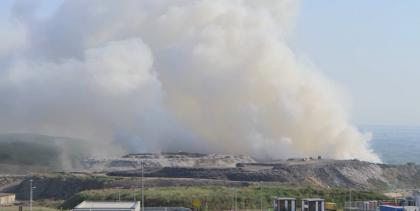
0 0 380 162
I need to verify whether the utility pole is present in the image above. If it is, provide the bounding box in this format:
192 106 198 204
349 189 352 209
260 182 263 211
29 179 33 211
231 186 234 211
141 161 144 211
234 188 237 211
131 157 136 202
394 186 397 211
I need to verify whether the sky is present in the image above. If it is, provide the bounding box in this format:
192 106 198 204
1 0 419 127
0 0 62 20
292 0 420 126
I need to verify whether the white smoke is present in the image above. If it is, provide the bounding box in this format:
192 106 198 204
0 0 380 162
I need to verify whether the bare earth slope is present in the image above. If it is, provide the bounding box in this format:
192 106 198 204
103 155 420 190
5 153 420 201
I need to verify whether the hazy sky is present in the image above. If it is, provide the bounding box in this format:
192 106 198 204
1 0 419 126
292 1 420 126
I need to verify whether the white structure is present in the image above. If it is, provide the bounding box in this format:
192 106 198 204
274 197 296 211
0 193 15 206
302 198 324 211
404 206 419 211
72 201 141 211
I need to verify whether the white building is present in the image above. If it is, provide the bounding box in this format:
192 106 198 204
302 198 324 211
274 197 296 211
72 201 141 211
0 193 15 206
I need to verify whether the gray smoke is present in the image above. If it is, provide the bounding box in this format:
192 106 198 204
0 0 380 162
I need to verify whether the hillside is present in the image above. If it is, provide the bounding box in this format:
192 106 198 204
0 133 92 172
3 150 420 210
3 174 389 210
6 153 420 195
3 154 417 210
105 156 420 190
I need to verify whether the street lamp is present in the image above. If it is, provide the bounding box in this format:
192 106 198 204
29 179 36 211
141 161 144 211
260 182 263 211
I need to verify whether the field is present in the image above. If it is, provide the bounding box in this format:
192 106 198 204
61 186 389 210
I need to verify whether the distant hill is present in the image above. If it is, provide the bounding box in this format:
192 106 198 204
0 133 92 173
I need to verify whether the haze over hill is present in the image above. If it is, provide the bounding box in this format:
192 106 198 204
1 129 420 194
0 124 419 174
0 133 92 172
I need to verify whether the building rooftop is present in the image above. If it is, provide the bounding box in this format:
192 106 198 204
302 198 324 201
0 193 15 197
274 197 296 200
74 201 140 209
380 205 404 208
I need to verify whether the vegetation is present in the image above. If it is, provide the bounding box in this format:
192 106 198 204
0 206 58 211
62 186 389 210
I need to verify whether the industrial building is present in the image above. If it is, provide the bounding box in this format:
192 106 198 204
273 197 296 211
72 201 141 211
301 198 325 211
0 193 15 206
324 202 337 211
399 197 417 207
380 205 405 211
344 201 379 211
344 199 420 211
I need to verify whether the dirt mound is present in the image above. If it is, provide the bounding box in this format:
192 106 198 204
108 159 420 190
80 152 256 171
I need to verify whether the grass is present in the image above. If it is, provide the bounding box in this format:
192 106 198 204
61 186 390 210
0 206 58 211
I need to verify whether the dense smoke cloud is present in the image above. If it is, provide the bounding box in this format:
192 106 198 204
0 0 380 161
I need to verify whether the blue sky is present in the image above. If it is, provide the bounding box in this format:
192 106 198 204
0 0 62 20
1 0 419 126
292 1 420 126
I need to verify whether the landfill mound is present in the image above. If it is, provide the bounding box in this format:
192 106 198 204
4 152 420 191
80 152 256 172
105 157 420 190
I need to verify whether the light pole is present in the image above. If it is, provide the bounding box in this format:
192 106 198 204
141 161 144 211
231 187 234 211
29 179 35 211
260 182 263 211
349 189 352 208
234 188 237 211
